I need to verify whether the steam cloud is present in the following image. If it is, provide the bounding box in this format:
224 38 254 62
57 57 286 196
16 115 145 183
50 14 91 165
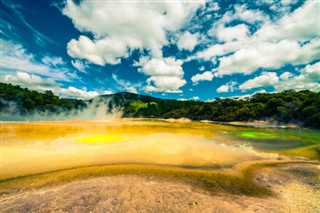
0 98 123 121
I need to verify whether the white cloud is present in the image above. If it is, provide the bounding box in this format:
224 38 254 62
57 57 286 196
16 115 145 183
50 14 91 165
216 85 229 93
62 0 204 65
0 39 75 81
259 0 304 18
112 74 138 94
42 56 64 66
216 24 249 42
139 58 186 93
2 71 60 91
133 56 150 67
279 72 293 81
207 4 269 38
235 63 320 92
274 62 320 92
59 86 99 99
195 1 320 78
216 81 237 93
177 98 187 101
1 72 100 99
199 66 205 71
177 31 199 51
256 1 319 42
103 90 113 95
218 38 319 76
67 35 128 65
1 1 58 47
239 72 279 91
139 58 183 77
212 2 220 11
192 96 200 101
145 76 186 93
205 1 220 12
71 59 87 73
233 5 269 24
191 71 213 83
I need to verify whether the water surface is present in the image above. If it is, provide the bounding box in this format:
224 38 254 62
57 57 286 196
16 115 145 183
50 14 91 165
2 120 319 180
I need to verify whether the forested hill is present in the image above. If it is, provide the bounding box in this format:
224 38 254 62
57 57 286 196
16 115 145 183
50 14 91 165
1 82 319 128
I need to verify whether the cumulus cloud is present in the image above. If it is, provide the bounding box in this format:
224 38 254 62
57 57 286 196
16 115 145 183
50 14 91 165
238 63 320 92
62 0 204 65
139 58 186 93
279 72 293 81
145 76 186 93
216 85 228 93
191 71 214 84
2 71 60 91
195 1 320 78
177 31 199 51
216 24 249 42
274 62 320 92
59 86 99 99
67 35 128 65
139 58 183 77
216 81 237 93
207 4 269 37
217 39 320 76
256 1 319 42
239 72 279 91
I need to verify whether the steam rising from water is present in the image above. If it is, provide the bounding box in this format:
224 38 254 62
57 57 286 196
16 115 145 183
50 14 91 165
0 98 123 121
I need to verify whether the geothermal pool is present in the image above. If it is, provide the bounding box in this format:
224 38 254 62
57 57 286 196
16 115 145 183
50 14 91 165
1 120 319 212
1 119 319 178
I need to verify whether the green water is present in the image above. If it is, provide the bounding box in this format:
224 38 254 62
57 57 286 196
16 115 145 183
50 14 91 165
230 127 320 159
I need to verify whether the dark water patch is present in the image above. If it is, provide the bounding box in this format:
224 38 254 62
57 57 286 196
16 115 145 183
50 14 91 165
246 139 303 151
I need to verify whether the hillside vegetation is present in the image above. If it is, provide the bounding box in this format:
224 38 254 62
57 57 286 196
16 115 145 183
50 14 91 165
1 82 319 128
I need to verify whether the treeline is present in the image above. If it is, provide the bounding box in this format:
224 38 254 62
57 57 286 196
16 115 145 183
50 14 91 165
106 90 320 128
0 83 87 114
1 82 319 128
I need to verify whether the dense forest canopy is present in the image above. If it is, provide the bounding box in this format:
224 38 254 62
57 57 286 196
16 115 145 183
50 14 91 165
1 82 319 128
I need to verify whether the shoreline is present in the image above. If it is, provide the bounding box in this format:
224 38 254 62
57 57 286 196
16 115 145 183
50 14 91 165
213 120 303 129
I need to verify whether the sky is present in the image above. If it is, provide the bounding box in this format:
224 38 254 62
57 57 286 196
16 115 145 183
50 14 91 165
0 0 319 101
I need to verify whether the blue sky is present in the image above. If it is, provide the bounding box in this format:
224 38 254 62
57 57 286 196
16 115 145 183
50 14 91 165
1 0 319 101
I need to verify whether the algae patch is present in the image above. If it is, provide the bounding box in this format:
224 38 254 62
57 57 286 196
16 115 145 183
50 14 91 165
241 132 276 138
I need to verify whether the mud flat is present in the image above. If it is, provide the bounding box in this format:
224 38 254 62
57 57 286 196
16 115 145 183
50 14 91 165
1 162 319 212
